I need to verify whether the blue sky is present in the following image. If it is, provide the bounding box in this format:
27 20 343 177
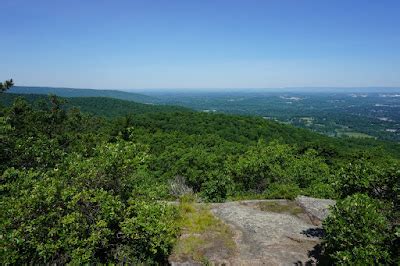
1 0 399 89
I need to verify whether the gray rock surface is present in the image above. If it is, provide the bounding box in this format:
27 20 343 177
295 196 336 225
210 201 321 265
170 198 335 265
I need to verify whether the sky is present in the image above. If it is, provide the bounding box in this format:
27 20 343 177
1 0 400 90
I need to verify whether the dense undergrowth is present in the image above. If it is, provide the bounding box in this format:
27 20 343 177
1 94 399 264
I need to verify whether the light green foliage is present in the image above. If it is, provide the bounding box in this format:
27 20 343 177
120 200 180 262
304 181 337 199
12 135 66 169
334 156 400 203
1 169 123 264
199 171 233 202
263 183 302 200
227 141 296 191
335 157 384 198
152 145 232 202
286 149 330 189
171 199 236 262
323 194 392 264
0 116 12 134
61 140 150 199
168 147 223 191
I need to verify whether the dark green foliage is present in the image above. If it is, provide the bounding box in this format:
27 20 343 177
1 169 122 264
0 96 180 264
323 194 392 264
226 141 333 198
1 93 189 118
9 85 159 103
322 155 400 264
334 156 400 204
155 91 400 142
0 144 179 264
1 93 399 263
0 79 14 92
227 141 297 191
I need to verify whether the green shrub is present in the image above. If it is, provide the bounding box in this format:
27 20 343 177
227 141 295 191
1 173 123 264
323 194 392 264
334 157 400 202
0 144 179 264
120 200 180 263
61 140 150 201
263 183 302 200
199 171 232 202
304 181 337 199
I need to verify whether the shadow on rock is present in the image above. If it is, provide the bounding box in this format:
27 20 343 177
305 243 331 266
301 228 325 238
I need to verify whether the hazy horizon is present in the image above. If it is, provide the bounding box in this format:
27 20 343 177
10 84 400 94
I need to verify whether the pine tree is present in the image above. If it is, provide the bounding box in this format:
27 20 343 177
0 79 14 92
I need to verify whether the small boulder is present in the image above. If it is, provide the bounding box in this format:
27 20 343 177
296 196 336 225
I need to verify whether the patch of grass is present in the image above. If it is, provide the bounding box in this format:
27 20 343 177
336 129 374 139
170 199 236 263
258 201 304 216
172 235 206 261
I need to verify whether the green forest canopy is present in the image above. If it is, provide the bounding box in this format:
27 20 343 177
1 93 398 264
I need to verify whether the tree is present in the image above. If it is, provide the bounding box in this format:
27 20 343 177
0 79 14 92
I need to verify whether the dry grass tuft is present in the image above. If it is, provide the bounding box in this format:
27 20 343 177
170 197 236 263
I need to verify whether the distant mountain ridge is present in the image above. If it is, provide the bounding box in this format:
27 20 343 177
8 86 160 104
1 93 190 118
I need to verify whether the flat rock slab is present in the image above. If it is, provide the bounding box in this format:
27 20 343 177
211 201 321 265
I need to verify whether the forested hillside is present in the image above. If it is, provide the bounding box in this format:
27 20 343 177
1 93 189 118
8 86 159 104
149 90 400 142
1 92 399 264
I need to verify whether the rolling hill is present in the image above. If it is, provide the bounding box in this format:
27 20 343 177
0 93 189 118
8 86 159 104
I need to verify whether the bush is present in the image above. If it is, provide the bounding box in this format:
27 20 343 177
61 140 150 201
120 200 180 263
199 171 232 202
0 143 180 264
323 194 392 264
263 183 302 200
304 181 337 199
1 172 123 264
334 157 400 202
227 141 295 192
